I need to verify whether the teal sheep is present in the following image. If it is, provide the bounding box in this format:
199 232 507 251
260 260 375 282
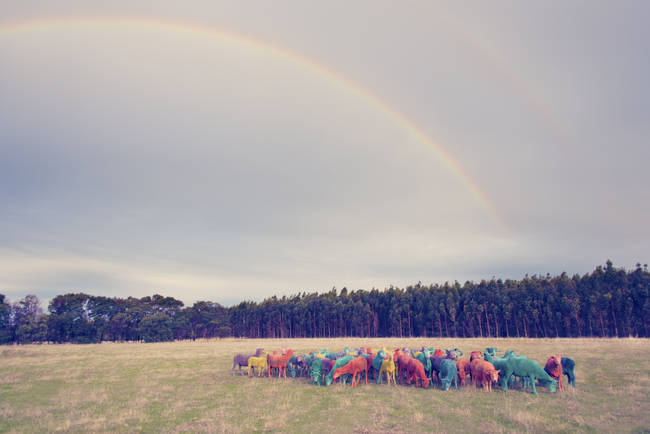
438 359 458 391
483 352 516 388
484 352 556 394
371 349 386 383
562 357 577 387
310 357 323 385
415 351 432 380
506 355 557 395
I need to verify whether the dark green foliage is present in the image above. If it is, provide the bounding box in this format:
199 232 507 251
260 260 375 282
229 262 649 339
16 316 48 344
0 294 11 344
0 261 648 344
139 312 174 342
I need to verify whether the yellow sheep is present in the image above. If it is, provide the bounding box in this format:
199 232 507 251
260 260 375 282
247 353 268 377
378 355 396 385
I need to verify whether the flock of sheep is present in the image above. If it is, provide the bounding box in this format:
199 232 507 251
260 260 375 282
233 346 576 395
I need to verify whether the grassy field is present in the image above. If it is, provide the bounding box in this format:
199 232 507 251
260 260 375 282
1 338 649 433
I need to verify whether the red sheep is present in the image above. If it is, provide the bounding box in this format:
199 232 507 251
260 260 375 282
267 349 294 378
433 348 445 357
404 357 429 388
393 349 410 383
470 351 484 362
456 358 471 386
471 359 500 392
544 355 564 391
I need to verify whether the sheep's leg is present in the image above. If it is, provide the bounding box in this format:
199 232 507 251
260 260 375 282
530 375 537 395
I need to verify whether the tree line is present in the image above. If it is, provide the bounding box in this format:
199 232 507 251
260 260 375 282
1 261 648 344
0 293 230 344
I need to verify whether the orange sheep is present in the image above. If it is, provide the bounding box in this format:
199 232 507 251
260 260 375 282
332 356 368 387
267 349 294 378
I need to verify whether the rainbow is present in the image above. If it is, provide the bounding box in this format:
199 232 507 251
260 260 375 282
0 16 500 221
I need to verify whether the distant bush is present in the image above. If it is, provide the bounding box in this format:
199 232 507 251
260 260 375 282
139 313 174 343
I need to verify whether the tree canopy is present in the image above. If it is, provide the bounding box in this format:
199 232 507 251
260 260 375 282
0 261 648 344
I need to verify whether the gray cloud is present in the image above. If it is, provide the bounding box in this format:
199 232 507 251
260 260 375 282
1 1 648 306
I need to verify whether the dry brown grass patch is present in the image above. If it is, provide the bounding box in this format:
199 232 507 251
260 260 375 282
1 338 649 432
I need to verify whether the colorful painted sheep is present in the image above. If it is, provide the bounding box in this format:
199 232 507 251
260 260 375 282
325 355 355 386
544 355 564 391
497 354 558 395
378 355 396 385
456 358 471 386
237 345 573 396
562 357 577 387
232 348 264 375
247 354 268 377
332 356 368 388
471 359 500 392
438 359 458 391
267 349 294 378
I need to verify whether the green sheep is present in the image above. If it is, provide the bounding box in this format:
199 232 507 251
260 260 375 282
325 355 355 386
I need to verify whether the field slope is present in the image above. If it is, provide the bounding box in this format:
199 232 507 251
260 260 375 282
1 338 649 432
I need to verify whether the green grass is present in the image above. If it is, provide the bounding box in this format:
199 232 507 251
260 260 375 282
1 338 649 432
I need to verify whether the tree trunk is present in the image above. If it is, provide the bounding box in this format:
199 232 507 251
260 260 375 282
515 317 520 337
523 318 528 337
611 299 619 337
406 309 413 338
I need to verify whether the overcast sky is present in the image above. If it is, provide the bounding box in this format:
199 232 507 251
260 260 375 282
1 1 649 307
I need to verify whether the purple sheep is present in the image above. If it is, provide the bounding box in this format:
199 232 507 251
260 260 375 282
321 358 333 376
232 348 264 375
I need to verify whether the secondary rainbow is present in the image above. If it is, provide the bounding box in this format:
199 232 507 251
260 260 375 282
0 16 500 221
